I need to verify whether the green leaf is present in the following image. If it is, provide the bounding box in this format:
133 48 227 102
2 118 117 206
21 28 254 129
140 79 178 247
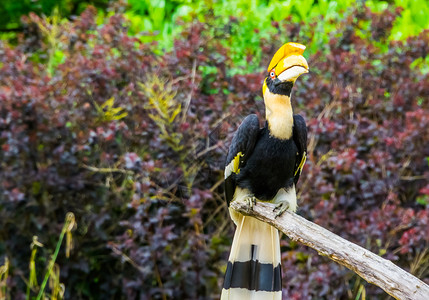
416 195 428 206
101 97 114 109
114 112 128 120
169 105 182 123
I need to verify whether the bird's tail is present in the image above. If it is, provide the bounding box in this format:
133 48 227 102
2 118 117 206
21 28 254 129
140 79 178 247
221 211 282 300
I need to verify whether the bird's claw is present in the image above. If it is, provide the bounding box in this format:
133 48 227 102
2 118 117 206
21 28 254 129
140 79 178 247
273 202 290 218
244 195 256 212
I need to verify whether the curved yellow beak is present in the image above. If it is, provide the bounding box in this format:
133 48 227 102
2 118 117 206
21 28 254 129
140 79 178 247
267 42 309 82
275 55 309 82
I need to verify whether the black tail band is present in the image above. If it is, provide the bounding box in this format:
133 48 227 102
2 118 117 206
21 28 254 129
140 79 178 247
222 260 282 291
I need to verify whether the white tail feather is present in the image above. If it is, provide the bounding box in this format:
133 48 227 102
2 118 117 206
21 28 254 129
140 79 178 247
221 187 297 299
229 214 280 264
221 288 281 300
221 213 282 300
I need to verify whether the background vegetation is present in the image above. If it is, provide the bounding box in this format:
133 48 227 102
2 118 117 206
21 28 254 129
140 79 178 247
0 0 428 299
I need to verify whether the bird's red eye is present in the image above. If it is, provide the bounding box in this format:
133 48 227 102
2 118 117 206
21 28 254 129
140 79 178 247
270 70 275 79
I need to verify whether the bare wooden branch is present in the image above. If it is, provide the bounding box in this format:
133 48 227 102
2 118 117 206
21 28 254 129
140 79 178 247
230 200 429 300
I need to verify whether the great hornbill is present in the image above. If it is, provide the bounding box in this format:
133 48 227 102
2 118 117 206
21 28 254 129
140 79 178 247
221 42 309 299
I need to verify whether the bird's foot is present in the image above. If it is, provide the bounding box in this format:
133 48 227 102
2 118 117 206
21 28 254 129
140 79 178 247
244 195 256 212
273 202 290 218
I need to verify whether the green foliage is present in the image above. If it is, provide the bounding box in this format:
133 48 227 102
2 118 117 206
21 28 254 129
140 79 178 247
35 213 75 300
125 0 195 48
139 77 201 189
31 8 65 76
95 97 128 123
417 195 428 206
140 78 182 150
0 0 109 31
2 0 428 75
27 237 43 299
2 215 75 300
0 257 9 300
367 0 429 40
122 0 428 74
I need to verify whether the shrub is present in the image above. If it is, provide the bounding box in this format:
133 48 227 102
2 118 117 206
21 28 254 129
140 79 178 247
0 0 109 32
0 3 428 299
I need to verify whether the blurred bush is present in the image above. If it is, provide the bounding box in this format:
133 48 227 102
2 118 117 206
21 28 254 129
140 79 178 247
0 0 110 31
0 2 428 300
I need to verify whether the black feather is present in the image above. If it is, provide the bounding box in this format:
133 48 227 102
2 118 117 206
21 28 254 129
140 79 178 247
235 125 297 200
224 114 307 205
265 76 293 96
224 114 260 206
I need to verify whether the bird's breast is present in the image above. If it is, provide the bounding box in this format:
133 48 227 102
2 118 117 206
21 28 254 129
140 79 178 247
237 129 297 200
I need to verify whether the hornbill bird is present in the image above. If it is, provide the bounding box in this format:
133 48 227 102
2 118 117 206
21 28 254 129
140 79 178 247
221 42 309 299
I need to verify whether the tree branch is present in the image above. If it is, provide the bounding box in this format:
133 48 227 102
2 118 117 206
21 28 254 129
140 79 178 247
230 200 429 300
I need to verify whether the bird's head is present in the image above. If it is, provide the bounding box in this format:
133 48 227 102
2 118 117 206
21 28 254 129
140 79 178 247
263 42 309 97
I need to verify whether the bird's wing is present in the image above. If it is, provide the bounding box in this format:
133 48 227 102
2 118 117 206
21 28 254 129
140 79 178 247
293 114 308 185
224 114 260 206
